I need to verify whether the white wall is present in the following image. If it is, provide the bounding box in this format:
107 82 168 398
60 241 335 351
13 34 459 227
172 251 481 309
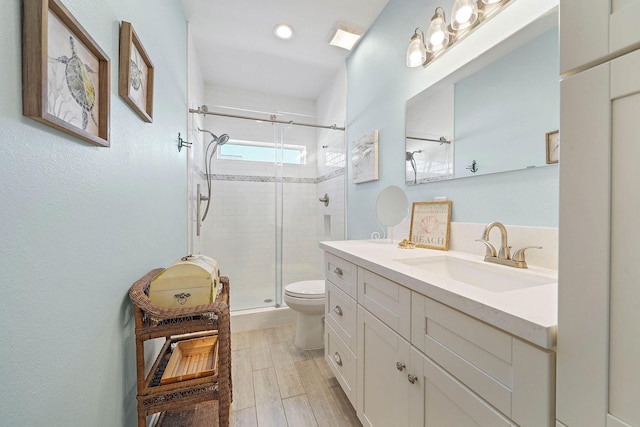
187 24 207 255
346 0 559 240
0 1 188 425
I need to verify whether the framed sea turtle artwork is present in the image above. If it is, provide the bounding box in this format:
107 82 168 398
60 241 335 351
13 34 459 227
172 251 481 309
22 0 110 147
119 21 154 123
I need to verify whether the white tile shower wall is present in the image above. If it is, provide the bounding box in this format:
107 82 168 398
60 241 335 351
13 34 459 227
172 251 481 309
390 220 558 270
200 177 321 309
316 173 346 274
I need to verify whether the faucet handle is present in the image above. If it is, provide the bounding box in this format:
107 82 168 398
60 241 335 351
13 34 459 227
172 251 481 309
512 246 542 262
476 239 497 258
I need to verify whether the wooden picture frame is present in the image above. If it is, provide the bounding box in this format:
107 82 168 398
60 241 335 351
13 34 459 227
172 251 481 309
546 130 559 164
22 0 110 147
119 21 154 122
409 201 452 250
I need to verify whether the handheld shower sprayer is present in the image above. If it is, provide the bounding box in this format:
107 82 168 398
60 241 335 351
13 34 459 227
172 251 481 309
406 150 422 184
197 128 230 232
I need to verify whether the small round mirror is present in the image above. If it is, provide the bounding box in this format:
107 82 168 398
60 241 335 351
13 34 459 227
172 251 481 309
376 185 408 227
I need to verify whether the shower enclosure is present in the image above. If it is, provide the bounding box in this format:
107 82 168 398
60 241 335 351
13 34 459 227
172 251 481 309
187 104 346 312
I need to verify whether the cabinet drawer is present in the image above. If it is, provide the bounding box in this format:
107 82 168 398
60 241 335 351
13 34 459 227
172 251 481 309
412 293 555 426
358 267 411 339
325 252 357 299
326 282 357 351
325 321 356 406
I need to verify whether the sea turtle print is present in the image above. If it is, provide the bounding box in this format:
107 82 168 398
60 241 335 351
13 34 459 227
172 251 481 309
54 36 97 131
130 59 143 91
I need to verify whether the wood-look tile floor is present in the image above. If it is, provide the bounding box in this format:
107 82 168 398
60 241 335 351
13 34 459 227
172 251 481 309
230 324 362 427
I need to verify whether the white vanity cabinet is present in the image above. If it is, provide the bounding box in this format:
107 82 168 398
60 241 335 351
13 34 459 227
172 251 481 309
357 306 412 427
411 293 555 427
560 0 640 75
557 46 640 427
324 253 358 406
322 249 556 427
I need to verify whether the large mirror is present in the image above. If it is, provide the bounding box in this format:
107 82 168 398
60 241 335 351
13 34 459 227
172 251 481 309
405 10 559 185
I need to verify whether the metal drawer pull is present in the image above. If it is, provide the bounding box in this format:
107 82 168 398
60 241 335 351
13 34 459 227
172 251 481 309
333 352 343 366
333 305 343 316
408 374 418 384
396 362 406 371
333 267 344 276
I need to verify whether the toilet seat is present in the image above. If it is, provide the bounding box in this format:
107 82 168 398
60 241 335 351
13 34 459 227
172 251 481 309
284 280 325 299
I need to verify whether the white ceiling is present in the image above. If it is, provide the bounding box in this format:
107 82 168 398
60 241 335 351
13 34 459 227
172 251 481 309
181 0 389 100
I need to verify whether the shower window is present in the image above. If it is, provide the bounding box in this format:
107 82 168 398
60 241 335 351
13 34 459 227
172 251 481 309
219 139 306 164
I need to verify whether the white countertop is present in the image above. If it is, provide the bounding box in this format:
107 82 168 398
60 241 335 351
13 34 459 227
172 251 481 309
320 240 558 350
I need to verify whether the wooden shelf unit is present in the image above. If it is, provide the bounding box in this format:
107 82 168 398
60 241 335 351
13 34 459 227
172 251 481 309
129 268 231 427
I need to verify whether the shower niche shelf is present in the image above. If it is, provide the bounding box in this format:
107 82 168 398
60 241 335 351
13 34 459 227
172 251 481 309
129 268 231 427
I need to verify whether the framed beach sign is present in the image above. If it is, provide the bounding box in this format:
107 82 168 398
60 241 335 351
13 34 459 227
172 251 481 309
22 0 110 147
409 201 452 250
119 21 154 122
352 130 379 184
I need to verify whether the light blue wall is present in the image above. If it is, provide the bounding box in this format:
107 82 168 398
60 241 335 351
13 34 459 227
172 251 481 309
346 0 559 239
0 1 187 425
455 28 559 176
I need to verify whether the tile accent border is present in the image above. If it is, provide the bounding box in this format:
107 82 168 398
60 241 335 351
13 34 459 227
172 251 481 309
201 167 345 184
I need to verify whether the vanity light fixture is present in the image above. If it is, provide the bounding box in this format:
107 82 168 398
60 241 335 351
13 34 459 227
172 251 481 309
406 28 427 67
451 0 479 30
406 0 513 68
426 7 450 53
274 23 294 40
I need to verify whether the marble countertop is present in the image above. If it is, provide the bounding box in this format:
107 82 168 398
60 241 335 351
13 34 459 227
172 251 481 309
320 240 558 350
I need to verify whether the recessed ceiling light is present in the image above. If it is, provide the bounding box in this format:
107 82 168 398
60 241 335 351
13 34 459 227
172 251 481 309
274 24 294 40
328 25 362 51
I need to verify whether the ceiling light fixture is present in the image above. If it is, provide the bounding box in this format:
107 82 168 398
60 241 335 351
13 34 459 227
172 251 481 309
274 23 294 40
406 0 511 68
329 25 362 51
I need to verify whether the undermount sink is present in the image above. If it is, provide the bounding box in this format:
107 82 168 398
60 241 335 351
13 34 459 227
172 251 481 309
393 256 556 292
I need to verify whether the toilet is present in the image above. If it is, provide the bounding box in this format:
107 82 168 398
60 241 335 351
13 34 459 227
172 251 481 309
284 280 326 350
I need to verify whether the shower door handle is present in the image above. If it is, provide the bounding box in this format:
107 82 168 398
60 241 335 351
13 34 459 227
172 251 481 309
196 184 209 237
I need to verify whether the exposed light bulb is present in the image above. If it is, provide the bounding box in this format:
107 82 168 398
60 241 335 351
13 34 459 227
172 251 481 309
451 0 478 30
430 31 445 46
406 29 427 67
455 6 473 24
426 8 450 53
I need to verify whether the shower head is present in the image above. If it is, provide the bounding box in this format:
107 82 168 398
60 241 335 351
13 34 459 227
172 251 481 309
217 134 229 146
198 128 230 147
406 150 422 161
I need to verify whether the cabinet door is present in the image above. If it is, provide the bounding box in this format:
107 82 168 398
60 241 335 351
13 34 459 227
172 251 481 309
357 306 411 427
409 347 514 427
558 48 640 427
561 0 640 74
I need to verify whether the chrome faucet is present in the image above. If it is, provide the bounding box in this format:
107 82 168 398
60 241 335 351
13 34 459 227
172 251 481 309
476 221 541 269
